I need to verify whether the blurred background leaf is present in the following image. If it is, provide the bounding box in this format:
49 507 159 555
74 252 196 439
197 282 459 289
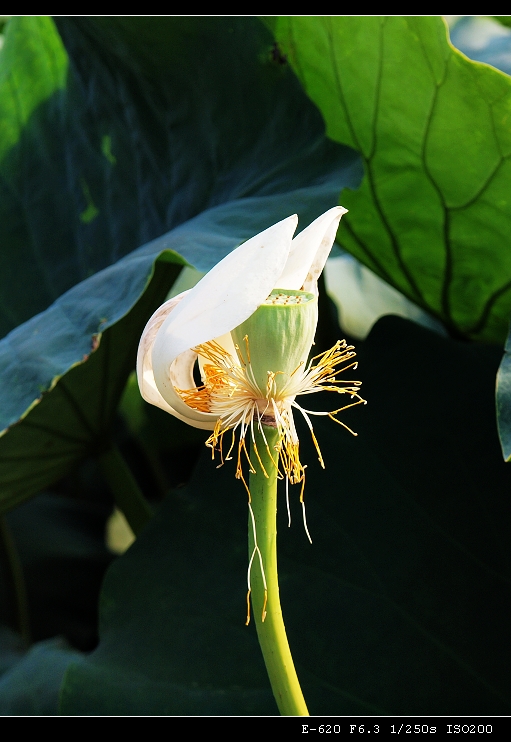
449 16 511 75
0 489 113 715
0 632 82 715
0 16 361 515
0 493 113 650
0 16 360 338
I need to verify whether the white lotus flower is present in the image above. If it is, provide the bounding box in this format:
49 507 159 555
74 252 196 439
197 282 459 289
137 206 365 500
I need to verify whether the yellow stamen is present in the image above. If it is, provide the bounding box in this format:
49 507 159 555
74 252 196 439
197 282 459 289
261 589 268 622
176 335 365 502
246 588 251 626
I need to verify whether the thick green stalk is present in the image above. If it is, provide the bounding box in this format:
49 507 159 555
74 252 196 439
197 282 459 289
248 426 308 716
99 444 153 536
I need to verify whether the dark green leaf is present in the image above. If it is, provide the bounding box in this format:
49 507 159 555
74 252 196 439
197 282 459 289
61 479 277 715
0 491 112 715
0 16 361 513
268 16 511 343
0 16 360 337
59 317 511 715
1 493 112 649
0 636 81 715
0 257 182 514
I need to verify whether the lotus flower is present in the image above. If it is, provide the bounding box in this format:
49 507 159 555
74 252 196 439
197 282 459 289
137 207 364 501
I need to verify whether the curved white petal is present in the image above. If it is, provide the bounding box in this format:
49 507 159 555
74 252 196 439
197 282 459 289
137 292 217 430
276 206 347 294
138 208 346 429
152 215 298 409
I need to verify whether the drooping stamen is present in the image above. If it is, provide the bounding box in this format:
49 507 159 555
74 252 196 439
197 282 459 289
175 334 365 541
246 499 268 624
250 418 270 479
285 476 291 528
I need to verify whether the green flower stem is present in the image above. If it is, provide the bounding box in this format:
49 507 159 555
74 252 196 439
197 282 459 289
99 444 153 536
248 426 309 716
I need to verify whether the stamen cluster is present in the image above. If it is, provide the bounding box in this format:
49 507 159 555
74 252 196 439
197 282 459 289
176 337 366 495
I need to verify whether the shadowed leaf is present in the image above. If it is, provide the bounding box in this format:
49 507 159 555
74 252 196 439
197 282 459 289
59 317 511 715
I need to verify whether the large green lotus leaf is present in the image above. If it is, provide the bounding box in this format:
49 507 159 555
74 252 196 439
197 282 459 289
267 16 511 343
0 17 361 513
0 256 183 515
0 16 359 338
59 317 511 715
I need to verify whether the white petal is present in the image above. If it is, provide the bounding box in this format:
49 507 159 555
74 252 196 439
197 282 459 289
152 215 298 409
137 292 217 430
276 206 347 294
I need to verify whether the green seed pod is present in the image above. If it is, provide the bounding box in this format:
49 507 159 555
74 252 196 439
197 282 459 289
231 288 317 397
